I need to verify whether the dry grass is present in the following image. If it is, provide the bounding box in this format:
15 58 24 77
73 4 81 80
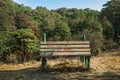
0 50 120 80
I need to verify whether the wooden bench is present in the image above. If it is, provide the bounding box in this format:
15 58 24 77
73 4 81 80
40 41 91 71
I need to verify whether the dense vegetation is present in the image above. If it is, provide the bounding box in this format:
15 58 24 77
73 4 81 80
0 0 119 63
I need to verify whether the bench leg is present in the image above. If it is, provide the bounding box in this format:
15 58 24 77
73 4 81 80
80 56 85 63
85 56 90 69
41 57 47 72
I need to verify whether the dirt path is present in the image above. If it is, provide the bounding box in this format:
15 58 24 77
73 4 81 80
0 51 120 80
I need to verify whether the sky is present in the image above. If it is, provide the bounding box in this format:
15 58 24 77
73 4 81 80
13 0 110 11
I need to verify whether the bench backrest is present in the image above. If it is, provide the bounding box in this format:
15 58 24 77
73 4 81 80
40 41 91 57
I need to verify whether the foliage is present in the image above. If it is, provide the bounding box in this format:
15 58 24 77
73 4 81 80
0 29 39 63
6 54 18 63
15 13 30 29
13 29 39 62
0 0 120 63
0 0 15 31
88 31 103 55
103 20 115 40
102 0 120 43
103 39 119 51
52 20 71 40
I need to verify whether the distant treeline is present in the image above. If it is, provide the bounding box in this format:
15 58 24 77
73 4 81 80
0 0 120 63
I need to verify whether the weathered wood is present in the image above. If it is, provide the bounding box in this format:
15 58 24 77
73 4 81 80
41 41 89 45
40 52 91 57
40 45 90 49
40 41 91 57
40 49 90 52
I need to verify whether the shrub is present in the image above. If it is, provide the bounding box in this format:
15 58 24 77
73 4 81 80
6 54 18 64
103 39 119 51
87 32 103 56
13 29 39 62
91 48 101 56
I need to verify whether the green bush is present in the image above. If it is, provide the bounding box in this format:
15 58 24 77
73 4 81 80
13 29 39 62
0 29 39 63
6 54 18 63
103 39 119 51
91 48 101 56
87 32 103 56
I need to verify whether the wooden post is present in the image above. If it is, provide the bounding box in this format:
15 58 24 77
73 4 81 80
80 34 86 63
82 34 86 41
81 34 90 69
41 33 47 72
80 56 85 63
85 56 90 69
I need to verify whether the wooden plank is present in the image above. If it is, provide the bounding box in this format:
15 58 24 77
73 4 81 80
40 52 91 57
40 41 89 45
39 41 91 57
40 49 90 52
40 45 90 48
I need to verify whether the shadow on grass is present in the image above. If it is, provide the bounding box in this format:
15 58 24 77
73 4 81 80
0 68 39 80
93 72 120 80
0 67 120 80
39 66 91 73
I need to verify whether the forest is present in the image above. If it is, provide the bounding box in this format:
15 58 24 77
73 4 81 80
0 0 120 63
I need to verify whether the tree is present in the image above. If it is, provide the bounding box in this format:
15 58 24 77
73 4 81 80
0 0 15 31
56 7 68 16
103 20 115 40
13 29 39 62
51 20 71 41
0 31 12 59
102 0 120 43
15 13 30 29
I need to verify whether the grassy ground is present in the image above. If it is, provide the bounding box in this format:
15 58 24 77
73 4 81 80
0 50 120 80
